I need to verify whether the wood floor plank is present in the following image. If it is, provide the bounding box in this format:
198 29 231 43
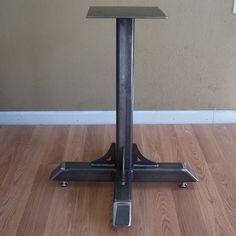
212 125 236 168
192 125 225 163
84 125 108 161
0 126 52 236
137 125 163 163
208 163 236 231
60 125 87 162
69 182 115 236
43 184 78 236
0 126 34 186
174 125 236 236
207 125 236 231
157 125 183 162
136 125 182 236
41 126 70 164
16 165 56 236
66 125 115 236
158 125 209 236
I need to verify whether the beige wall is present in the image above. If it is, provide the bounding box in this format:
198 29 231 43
0 0 236 111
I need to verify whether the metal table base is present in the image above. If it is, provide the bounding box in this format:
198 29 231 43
50 7 199 228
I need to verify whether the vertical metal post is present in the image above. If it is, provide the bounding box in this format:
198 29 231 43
114 18 135 227
116 18 135 170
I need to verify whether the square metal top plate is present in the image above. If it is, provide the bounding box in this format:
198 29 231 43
87 7 167 19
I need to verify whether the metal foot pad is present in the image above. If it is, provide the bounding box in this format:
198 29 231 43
113 201 131 227
179 182 188 188
60 181 69 187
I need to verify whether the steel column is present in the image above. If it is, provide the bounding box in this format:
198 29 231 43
116 18 134 170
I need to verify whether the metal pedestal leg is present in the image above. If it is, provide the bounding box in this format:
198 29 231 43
50 6 199 228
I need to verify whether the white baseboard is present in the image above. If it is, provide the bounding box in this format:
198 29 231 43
0 110 236 125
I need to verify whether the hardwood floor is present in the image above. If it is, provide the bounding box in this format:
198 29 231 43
0 125 236 236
